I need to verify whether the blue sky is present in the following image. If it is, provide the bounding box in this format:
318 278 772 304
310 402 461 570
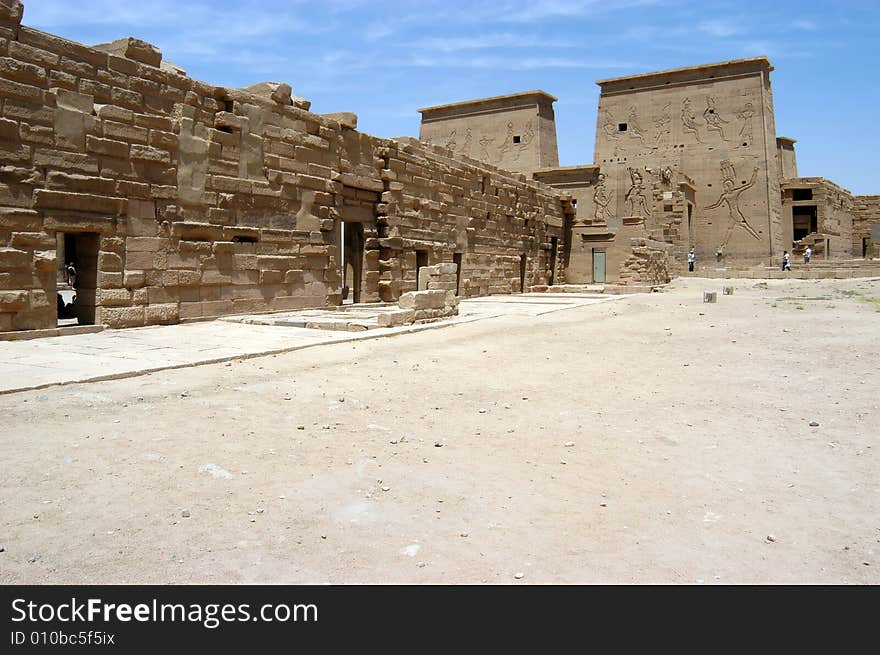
23 0 880 195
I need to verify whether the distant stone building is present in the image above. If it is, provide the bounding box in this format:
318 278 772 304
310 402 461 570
419 91 560 175
420 57 879 283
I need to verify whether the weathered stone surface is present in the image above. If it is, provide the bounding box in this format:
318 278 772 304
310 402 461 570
0 247 29 269
0 1 24 26
398 289 447 310
93 37 162 68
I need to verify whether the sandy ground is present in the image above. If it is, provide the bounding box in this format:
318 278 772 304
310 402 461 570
1 276 878 584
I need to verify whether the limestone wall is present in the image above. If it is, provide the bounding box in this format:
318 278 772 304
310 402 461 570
0 1 567 332
854 195 880 258
617 237 673 286
419 92 560 175
594 58 781 265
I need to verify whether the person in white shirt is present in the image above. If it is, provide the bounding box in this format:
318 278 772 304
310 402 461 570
782 251 791 271
804 246 812 265
687 248 696 272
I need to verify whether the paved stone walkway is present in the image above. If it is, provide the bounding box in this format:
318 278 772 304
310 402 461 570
0 293 619 394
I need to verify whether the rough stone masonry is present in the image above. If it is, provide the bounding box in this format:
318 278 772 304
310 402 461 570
0 0 579 333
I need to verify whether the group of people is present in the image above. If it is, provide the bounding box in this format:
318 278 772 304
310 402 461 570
686 246 812 273
781 246 812 271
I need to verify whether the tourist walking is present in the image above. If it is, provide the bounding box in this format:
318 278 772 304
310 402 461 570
804 246 812 265
782 251 791 272
687 248 696 272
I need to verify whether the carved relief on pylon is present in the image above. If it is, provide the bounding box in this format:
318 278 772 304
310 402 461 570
593 172 611 223
681 97 702 143
624 167 652 217
705 160 761 253
653 103 672 146
735 102 756 147
703 96 729 141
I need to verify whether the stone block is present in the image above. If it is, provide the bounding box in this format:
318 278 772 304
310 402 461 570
0 246 29 268
10 231 53 248
398 289 446 310
377 309 415 327
145 302 179 325
97 251 123 272
33 189 126 216
130 144 170 163
33 249 55 272
123 270 145 288
0 289 28 310
125 237 161 252
97 287 131 307
0 1 24 25
99 305 145 328
436 262 458 275
86 135 129 158
723 286 734 295
703 291 717 303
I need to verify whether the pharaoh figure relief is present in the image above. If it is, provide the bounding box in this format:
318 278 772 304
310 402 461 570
736 102 756 146
495 120 536 162
444 129 457 151
497 121 514 161
703 96 730 141
462 127 473 157
601 109 620 140
705 160 761 253
653 103 672 146
592 173 611 223
627 106 647 145
478 134 494 161
681 97 702 143
624 167 652 218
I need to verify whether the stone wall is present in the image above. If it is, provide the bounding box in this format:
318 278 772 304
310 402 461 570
617 237 673 286
594 58 782 265
0 1 567 333
853 195 880 259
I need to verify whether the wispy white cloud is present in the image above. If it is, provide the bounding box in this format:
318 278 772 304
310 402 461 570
495 0 660 23
412 33 577 52
698 19 743 38
409 54 639 70
791 18 817 31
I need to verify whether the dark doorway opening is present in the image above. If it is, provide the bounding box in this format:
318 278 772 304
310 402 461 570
453 252 462 295
548 236 558 286
341 221 365 304
792 205 817 241
687 203 695 246
519 254 527 292
415 250 428 290
862 238 869 258
57 232 99 325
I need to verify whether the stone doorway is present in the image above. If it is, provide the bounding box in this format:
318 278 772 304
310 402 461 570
56 232 99 325
340 221 365 304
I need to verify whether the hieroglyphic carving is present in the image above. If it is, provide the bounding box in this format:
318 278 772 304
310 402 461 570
601 109 620 140
520 120 535 146
703 96 729 140
627 106 646 144
462 127 472 156
705 160 760 252
660 166 673 186
624 167 652 217
735 102 755 145
593 172 611 223
478 133 494 161
653 103 672 146
681 97 702 143
497 121 514 161
444 129 457 150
